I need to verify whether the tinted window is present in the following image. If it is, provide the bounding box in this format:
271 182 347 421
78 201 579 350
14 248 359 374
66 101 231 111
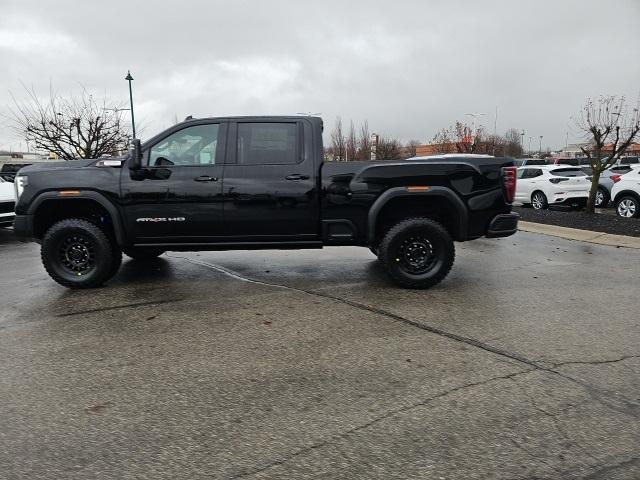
521 168 542 178
525 159 546 165
1 163 31 173
581 166 593 175
149 124 220 167
551 168 586 177
620 157 639 165
556 158 580 166
610 166 631 173
237 123 298 165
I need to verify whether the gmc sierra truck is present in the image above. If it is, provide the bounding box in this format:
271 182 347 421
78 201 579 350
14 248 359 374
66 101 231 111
13 116 518 289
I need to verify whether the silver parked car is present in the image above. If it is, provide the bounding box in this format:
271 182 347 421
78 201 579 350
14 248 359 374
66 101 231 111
580 164 633 207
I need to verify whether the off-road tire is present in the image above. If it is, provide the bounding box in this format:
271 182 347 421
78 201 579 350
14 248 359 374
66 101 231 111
378 217 455 289
41 218 119 289
123 247 165 260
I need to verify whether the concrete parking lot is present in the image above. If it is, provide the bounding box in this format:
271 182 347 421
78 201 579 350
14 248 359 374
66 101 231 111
1 228 639 479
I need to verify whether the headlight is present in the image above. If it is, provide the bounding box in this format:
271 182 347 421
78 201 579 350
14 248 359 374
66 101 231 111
14 175 28 200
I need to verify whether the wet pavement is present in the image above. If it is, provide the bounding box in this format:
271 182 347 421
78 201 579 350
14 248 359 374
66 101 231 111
1 227 639 479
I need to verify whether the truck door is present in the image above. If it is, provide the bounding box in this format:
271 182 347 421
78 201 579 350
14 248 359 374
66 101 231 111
121 121 227 243
222 120 319 241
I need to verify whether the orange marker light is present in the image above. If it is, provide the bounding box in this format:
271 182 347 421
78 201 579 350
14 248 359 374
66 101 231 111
406 186 430 192
58 190 81 196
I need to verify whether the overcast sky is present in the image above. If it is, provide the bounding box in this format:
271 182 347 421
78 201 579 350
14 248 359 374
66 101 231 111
1 0 638 152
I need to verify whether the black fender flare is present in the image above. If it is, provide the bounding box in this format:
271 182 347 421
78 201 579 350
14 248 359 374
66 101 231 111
27 190 127 246
367 186 468 242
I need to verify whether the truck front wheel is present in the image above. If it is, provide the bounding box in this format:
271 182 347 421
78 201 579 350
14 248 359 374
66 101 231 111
41 218 121 289
378 217 455 289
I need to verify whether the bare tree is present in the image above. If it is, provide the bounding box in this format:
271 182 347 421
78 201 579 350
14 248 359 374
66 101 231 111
375 135 403 160
432 122 484 153
484 134 505 156
453 121 486 153
405 139 420 158
8 85 132 159
357 120 371 160
432 127 453 146
329 116 345 161
573 95 640 213
503 128 523 157
346 120 357 161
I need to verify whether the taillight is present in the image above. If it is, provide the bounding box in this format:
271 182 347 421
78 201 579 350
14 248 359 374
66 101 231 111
502 166 517 203
611 174 622 183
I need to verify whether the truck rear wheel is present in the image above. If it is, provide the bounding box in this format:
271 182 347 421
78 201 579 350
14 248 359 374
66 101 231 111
123 247 165 260
41 218 120 289
378 217 455 289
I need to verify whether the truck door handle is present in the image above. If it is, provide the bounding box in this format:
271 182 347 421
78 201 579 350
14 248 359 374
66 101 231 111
285 174 309 181
194 175 218 182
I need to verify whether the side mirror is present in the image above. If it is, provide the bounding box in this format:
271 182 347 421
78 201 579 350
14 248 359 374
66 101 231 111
130 139 142 170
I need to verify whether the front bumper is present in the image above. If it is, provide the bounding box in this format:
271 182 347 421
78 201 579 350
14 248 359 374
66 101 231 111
486 212 519 238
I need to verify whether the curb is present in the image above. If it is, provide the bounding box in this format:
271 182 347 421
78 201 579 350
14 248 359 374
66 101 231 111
518 221 640 249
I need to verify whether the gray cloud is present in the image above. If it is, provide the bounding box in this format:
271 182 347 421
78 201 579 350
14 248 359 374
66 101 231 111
1 0 638 151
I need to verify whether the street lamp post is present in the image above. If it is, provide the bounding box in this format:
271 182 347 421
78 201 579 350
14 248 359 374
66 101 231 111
539 135 543 157
125 71 136 140
520 130 525 156
464 112 486 152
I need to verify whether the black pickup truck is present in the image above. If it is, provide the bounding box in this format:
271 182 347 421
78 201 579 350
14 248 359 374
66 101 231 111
13 116 518 289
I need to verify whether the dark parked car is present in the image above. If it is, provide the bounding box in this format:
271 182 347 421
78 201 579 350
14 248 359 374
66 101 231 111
0 163 32 182
514 158 547 167
13 116 518 289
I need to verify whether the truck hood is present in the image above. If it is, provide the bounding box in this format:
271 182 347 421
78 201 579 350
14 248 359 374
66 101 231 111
18 157 127 174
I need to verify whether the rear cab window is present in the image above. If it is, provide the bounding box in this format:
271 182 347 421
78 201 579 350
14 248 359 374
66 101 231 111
236 123 299 165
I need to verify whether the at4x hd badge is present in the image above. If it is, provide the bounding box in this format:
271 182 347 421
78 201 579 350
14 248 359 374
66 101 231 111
136 217 186 223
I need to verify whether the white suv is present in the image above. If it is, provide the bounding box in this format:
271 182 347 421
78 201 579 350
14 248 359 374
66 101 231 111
611 168 640 218
0 177 16 227
515 166 590 210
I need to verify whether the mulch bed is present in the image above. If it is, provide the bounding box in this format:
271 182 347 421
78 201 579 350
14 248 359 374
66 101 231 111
513 206 640 238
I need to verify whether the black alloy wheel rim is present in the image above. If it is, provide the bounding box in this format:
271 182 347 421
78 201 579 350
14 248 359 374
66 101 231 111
398 236 437 274
58 234 96 276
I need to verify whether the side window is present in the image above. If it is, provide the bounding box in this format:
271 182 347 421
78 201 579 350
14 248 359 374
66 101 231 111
516 169 525 179
237 123 298 165
611 166 631 173
531 169 543 178
149 124 220 167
